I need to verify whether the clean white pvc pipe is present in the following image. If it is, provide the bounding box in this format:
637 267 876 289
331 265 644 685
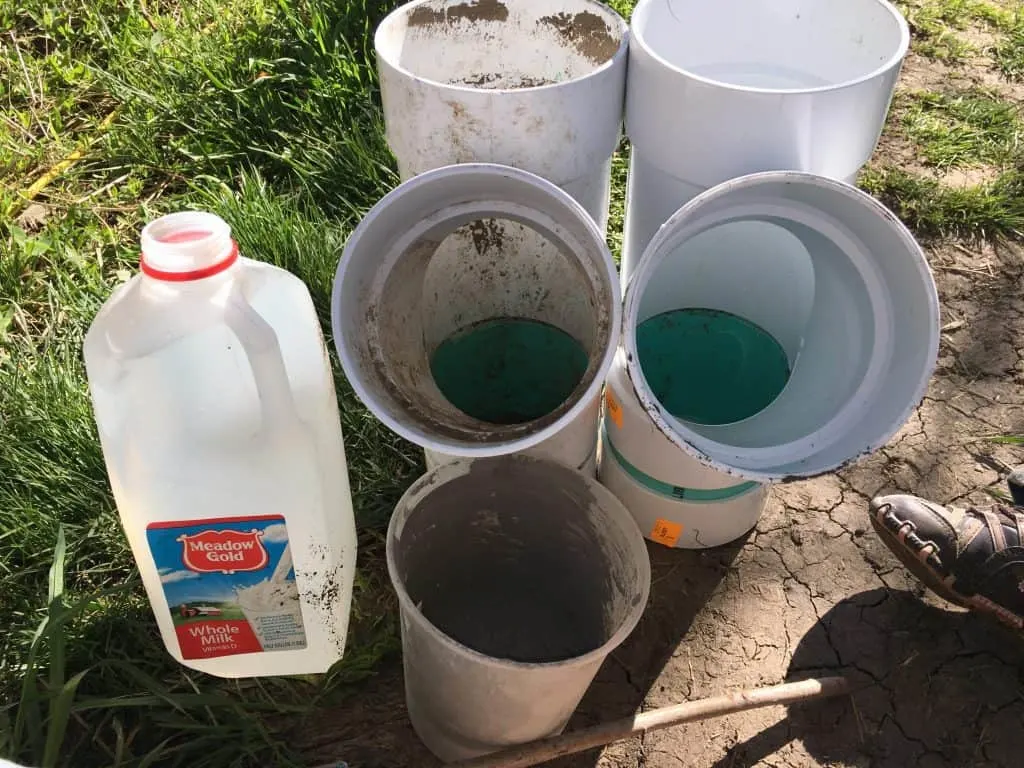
620 0 910 283
603 352 748 490
332 164 620 459
635 220 815 364
375 0 628 233
599 352 768 548
598 434 769 550
623 171 939 482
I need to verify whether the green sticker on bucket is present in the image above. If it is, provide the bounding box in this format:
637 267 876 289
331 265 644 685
431 318 589 425
637 308 790 425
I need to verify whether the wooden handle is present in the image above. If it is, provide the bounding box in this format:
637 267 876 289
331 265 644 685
446 676 851 768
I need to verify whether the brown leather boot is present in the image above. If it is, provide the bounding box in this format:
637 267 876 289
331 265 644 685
869 492 1024 631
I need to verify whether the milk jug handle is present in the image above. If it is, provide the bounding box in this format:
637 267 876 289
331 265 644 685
222 283 299 432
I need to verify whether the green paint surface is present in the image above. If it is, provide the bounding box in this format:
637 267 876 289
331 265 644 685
637 308 790 426
431 318 589 425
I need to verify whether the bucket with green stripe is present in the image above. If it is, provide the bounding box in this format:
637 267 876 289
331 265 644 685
598 352 769 549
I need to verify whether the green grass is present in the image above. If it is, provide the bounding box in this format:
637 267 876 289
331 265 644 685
862 1 1024 240
606 140 629 263
896 0 1016 62
900 89 1022 168
859 164 1024 238
0 0 1022 764
2 0 414 765
898 0 976 62
895 0 1024 80
603 0 637 18
99 0 397 221
994 18 1024 80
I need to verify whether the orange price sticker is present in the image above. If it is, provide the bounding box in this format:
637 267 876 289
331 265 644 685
604 389 623 429
650 519 683 548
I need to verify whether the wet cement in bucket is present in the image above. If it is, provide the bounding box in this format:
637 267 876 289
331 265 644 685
431 318 589 425
637 308 790 425
395 461 627 663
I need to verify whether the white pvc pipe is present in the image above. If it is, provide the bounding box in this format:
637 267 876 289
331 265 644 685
332 164 620 459
622 171 939 482
423 394 600 477
376 0 628 233
599 352 768 549
599 437 769 551
374 0 628 468
620 0 910 283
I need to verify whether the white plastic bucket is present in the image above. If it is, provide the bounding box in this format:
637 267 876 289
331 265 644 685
622 171 939 483
388 456 650 761
620 0 910 282
331 163 620 460
598 352 768 549
375 0 628 233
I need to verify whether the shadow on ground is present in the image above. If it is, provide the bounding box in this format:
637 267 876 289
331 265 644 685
299 538 744 767
301 506 1024 768
688 589 1024 768
779 588 1024 768
550 538 746 766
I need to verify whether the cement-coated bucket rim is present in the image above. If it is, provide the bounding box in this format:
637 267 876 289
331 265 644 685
630 0 910 97
622 170 939 482
374 0 630 95
386 456 652 671
331 162 621 458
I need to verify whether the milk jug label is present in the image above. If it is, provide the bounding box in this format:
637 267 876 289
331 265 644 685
146 515 307 659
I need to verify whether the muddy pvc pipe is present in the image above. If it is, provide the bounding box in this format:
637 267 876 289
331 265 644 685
619 171 939 486
386 456 650 762
423 425 599 476
375 0 628 232
374 0 627 471
619 0 910 284
331 164 620 463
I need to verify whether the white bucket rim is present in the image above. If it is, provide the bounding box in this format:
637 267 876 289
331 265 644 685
630 0 910 97
332 162 621 457
374 0 630 95
386 457 652 670
632 198 893 464
623 170 939 482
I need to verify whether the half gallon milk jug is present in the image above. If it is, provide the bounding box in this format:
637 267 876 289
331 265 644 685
84 211 357 678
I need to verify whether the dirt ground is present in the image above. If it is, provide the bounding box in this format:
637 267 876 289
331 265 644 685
304 51 1024 768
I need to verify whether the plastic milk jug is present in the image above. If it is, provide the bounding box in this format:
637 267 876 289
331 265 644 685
84 211 357 678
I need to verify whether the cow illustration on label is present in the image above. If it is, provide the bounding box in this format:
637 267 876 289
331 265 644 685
147 515 307 660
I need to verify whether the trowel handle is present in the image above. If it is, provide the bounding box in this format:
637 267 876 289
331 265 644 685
446 676 851 768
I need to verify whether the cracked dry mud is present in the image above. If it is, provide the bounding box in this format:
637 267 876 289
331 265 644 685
306 61 1024 768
